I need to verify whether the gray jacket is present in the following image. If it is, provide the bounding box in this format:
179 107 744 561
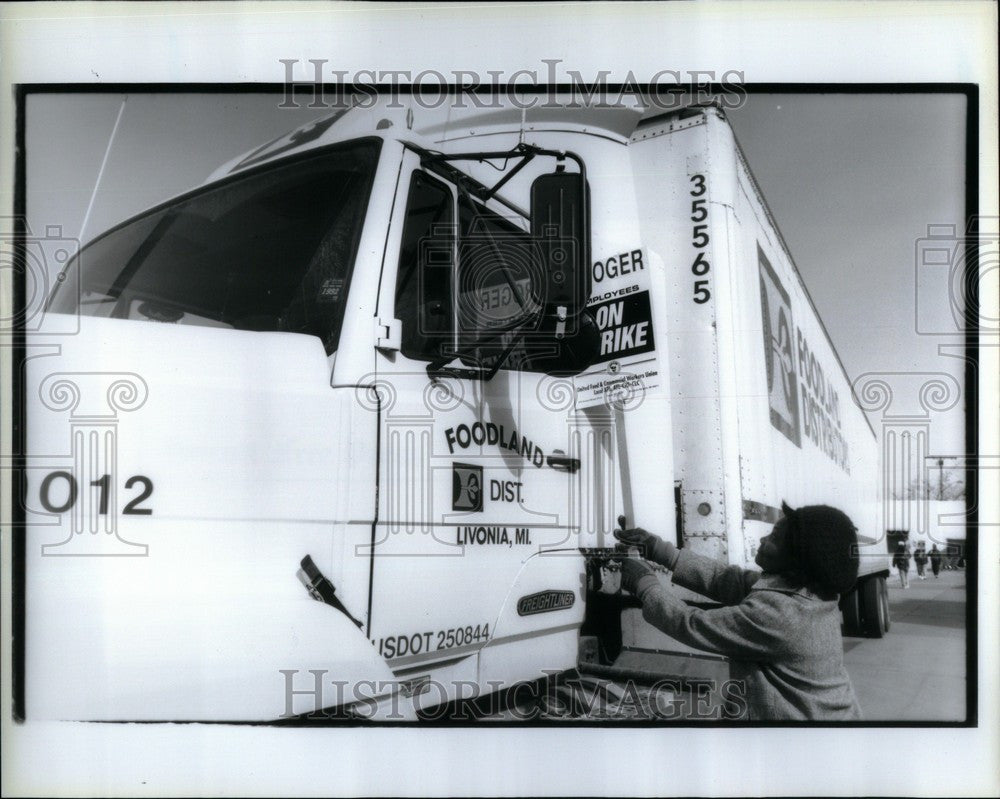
635 549 862 721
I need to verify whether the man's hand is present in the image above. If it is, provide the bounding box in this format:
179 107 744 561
613 516 678 568
619 555 658 597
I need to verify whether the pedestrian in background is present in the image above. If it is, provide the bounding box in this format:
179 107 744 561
930 544 942 578
914 543 928 580
614 503 862 720
892 541 911 589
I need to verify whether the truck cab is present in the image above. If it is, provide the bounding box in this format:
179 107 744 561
23 98 887 722
25 99 670 720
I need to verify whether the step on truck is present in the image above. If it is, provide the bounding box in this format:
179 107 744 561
20 96 889 722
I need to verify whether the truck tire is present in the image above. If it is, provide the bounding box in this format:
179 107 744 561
861 576 890 638
840 587 862 635
879 576 891 634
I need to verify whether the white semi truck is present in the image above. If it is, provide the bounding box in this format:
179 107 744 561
20 96 889 722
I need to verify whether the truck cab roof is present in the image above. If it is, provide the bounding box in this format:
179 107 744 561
205 95 646 184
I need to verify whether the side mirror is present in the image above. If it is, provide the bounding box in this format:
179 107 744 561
529 170 591 328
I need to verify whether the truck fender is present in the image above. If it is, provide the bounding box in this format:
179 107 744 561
477 549 586 686
29 596 416 722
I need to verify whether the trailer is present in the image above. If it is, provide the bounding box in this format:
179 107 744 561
19 96 888 722
565 105 890 691
601 106 891 681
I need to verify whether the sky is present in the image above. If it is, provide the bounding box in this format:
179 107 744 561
25 91 970 458
726 93 968 457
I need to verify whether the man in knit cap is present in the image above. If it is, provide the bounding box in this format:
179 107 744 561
615 502 862 720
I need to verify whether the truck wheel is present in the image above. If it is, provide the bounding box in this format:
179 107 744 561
879 576 891 634
840 587 862 634
861 576 889 638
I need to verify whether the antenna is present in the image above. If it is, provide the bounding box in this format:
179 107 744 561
79 97 127 243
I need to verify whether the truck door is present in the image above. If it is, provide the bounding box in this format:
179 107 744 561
368 152 587 688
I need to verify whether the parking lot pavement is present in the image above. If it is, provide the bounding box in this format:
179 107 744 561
843 568 967 721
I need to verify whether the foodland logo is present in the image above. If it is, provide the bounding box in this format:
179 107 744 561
758 246 801 447
452 463 483 512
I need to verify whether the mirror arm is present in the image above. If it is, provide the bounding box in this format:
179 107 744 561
425 325 510 379
554 305 568 340
480 151 536 202
426 364 484 381
482 328 527 382
418 143 587 222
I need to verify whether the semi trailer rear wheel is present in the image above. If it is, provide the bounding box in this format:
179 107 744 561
861 575 890 638
840 586 862 635
878 576 891 634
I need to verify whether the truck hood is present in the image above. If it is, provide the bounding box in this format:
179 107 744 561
23 315 393 721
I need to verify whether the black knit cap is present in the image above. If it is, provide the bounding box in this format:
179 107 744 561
782 502 859 596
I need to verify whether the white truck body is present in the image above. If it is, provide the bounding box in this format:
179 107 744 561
20 98 887 722
616 106 889 664
631 107 883 568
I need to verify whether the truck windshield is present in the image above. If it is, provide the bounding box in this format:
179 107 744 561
47 140 380 354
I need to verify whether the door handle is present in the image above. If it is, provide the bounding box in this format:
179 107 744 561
547 451 580 473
